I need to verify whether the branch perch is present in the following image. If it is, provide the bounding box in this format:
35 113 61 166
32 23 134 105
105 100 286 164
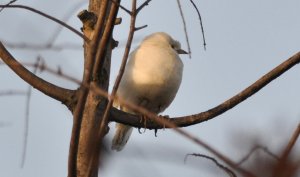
110 51 300 128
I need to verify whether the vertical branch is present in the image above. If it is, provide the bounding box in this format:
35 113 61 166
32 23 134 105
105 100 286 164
100 0 137 142
189 0 206 50
176 0 192 58
69 0 120 177
20 57 41 168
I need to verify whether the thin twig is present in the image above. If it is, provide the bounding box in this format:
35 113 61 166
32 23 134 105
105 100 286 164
135 24 148 31
0 4 88 42
189 0 206 50
46 0 87 45
110 0 131 15
0 0 17 12
0 42 75 106
20 57 40 168
0 61 81 84
2 41 82 51
136 0 152 14
185 153 237 177
237 145 279 166
176 0 192 58
0 90 26 96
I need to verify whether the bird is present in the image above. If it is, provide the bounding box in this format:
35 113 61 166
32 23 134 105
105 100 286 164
111 32 187 151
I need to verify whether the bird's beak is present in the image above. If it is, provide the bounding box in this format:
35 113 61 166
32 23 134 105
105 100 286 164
176 49 188 54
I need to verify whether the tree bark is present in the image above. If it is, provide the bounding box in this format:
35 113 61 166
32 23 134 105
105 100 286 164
73 0 118 176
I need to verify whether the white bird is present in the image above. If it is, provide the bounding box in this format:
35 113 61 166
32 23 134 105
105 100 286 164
111 32 187 151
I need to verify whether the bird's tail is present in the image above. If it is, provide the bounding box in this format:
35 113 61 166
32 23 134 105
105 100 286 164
111 100 133 151
111 123 133 151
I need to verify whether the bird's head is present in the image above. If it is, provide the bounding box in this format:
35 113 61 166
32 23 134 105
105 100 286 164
141 32 188 55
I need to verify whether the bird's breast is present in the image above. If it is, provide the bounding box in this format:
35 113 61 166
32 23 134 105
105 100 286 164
130 46 183 86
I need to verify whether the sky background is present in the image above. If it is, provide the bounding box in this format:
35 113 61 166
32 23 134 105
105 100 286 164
0 0 299 177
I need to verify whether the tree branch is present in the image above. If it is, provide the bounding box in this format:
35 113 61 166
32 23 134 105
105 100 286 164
0 42 75 108
185 153 237 177
0 4 88 41
110 51 300 128
99 0 137 145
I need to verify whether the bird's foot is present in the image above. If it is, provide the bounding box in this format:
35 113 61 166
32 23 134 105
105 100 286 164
153 115 169 137
138 114 148 134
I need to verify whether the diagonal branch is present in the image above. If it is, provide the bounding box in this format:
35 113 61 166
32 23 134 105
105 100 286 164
176 0 192 58
0 4 88 41
185 153 237 177
0 42 75 107
110 51 300 128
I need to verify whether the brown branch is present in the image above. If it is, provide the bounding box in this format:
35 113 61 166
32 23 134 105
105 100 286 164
90 83 256 177
0 4 88 42
111 51 300 128
99 0 137 144
68 0 119 176
110 0 131 15
0 42 75 108
280 123 300 159
176 0 192 58
185 153 237 177
272 123 300 176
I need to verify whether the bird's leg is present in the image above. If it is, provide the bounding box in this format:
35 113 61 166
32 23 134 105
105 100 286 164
158 115 169 130
138 114 147 134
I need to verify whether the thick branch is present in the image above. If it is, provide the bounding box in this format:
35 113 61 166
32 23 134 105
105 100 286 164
110 51 300 128
0 42 75 107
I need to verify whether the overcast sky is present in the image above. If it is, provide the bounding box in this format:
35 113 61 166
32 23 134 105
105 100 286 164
0 0 299 177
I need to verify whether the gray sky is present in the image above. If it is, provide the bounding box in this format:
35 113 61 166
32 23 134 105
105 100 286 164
0 0 299 177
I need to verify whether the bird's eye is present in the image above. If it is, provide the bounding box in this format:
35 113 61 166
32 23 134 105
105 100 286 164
170 44 175 49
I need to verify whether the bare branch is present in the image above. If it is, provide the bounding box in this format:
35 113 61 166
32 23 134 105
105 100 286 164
110 0 131 15
272 123 300 176
237 145 279 166
0 90 26 96
0 4 88 42
0 0 17 12
176 0 192 58
20 57 40 168
90 83 256 177
47 0 87 45
136 0 152 14
185 153 237 177
135 24 147 31
111 52 300 128
189 0 206 50
2 41 82 51
69 0 120 176
0 42 75 108
100 0 137 139
281 123 300 159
